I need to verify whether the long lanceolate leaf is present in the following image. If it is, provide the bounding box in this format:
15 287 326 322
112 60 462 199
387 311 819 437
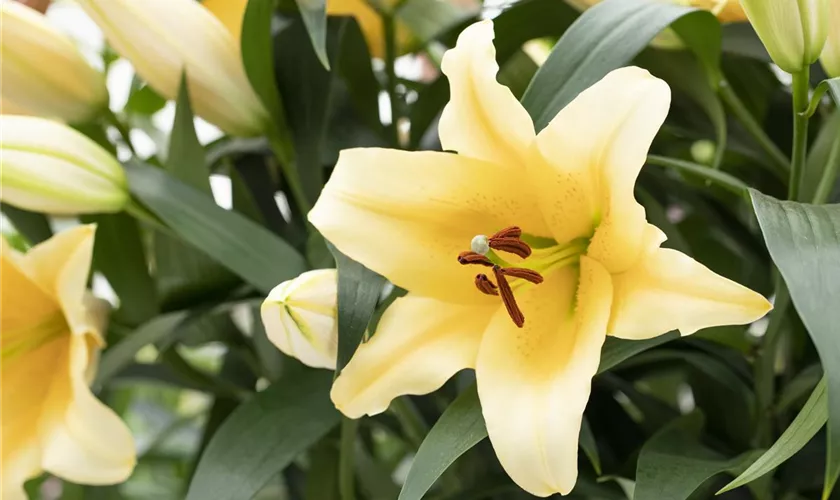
751 190 840 497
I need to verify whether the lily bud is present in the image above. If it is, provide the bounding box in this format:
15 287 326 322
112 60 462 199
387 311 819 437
0 2 107 123
0 116 128 215
75 0 269 137
820 0 840 77
740 0 829 73
261 269 339 370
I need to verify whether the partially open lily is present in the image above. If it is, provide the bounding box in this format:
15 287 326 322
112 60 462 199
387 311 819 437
309 20 772 496
1 226 136 499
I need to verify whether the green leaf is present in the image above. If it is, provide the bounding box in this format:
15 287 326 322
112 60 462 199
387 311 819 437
328 243 385 374
81 213 158 326
125 161 307 294
579 417 602 475
397 333 675 500
186 370 340 500
398 385 486 500
154 77 238 306
803 77 840 118
521 0 720 132
801 111 840 203
396 0 479 46
94 311 187 388
125 84 167 116
720 377 827 494
242 0 288 127
635 413 759 500
295 0 329 69
751 189 840 497
1 204 52 245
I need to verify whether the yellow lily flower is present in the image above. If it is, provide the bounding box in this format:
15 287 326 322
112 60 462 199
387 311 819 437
309 20 772 496
75 0 268 137
1 226 136 500
261 269 339 370
565 0 748 22
0 2 107 123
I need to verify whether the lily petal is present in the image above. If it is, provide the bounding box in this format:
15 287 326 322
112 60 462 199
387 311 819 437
609 232 773 339
331 294 495 418
1 237 61 338
531 67 670 272
309 148 545 303
23 225 97 337
476 257 613 496
41 333 136 484
439 20 535 167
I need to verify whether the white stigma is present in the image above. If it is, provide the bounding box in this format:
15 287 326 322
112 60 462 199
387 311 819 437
471 235 490 255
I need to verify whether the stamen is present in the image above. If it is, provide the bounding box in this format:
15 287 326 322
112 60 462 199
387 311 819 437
474 274 499 296
500 267 544 284
488 237 532 259
458 251 493 267
493 265 525 328
491 226 522 239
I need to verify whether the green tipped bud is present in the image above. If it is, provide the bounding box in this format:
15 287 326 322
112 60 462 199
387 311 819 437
0 116 128 215
740 0 830 73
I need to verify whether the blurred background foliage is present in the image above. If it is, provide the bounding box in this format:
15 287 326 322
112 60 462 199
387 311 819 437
3 0 840 499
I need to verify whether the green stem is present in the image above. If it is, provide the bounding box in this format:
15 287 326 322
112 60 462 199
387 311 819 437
267 133 311 216
339 417 359 500
646 154 749 199
124 199 171 234
813 135 840 204
754 279 790 447
104 109 136 156
790 71 811 200
383 13 400 148
718 82 789 180
390 397 427 449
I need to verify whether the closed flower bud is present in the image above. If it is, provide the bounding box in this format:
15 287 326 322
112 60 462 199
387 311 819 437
0 116 128 215
740 0 829 73
820 0 840 77
261 269 339 370
75 0 269 137
0 2 107 123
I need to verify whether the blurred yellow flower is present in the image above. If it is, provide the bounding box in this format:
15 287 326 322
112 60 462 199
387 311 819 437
261 269 339 370
0 2 107 123
565 0 748 21
1 226 136 500
75 0 268 136
820 0 840 77
309 20 771 496
0 116 128 215
740 0 829 73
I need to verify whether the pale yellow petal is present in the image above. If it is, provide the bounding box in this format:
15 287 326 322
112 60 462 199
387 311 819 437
331 295 495 418
1 237 61 338
439 20 535 167
308 148 546 304
41 333 136 484
609 233 773 339
530 67 670 274
476 257 613 496
21 225 97 336
202 0 248 44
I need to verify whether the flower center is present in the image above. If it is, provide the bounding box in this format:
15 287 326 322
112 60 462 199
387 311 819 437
457 226 587 328
1 312 68 362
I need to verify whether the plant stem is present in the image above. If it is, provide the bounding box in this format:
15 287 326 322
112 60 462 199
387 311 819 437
718 81 789 180
339 417 359 500
754 279 790 447
813 135 840 204
383 13 400 148
267 132 311 216
646 154 749 199
124 199 171 234
789 71 811 201
390 397 427 449
104 108 136 156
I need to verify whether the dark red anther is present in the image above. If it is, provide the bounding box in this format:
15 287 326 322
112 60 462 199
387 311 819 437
458 251 494 267
488 237 532 259
500 267 544 284
492 266 525 328
491 226 522 239
474 274 499 296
